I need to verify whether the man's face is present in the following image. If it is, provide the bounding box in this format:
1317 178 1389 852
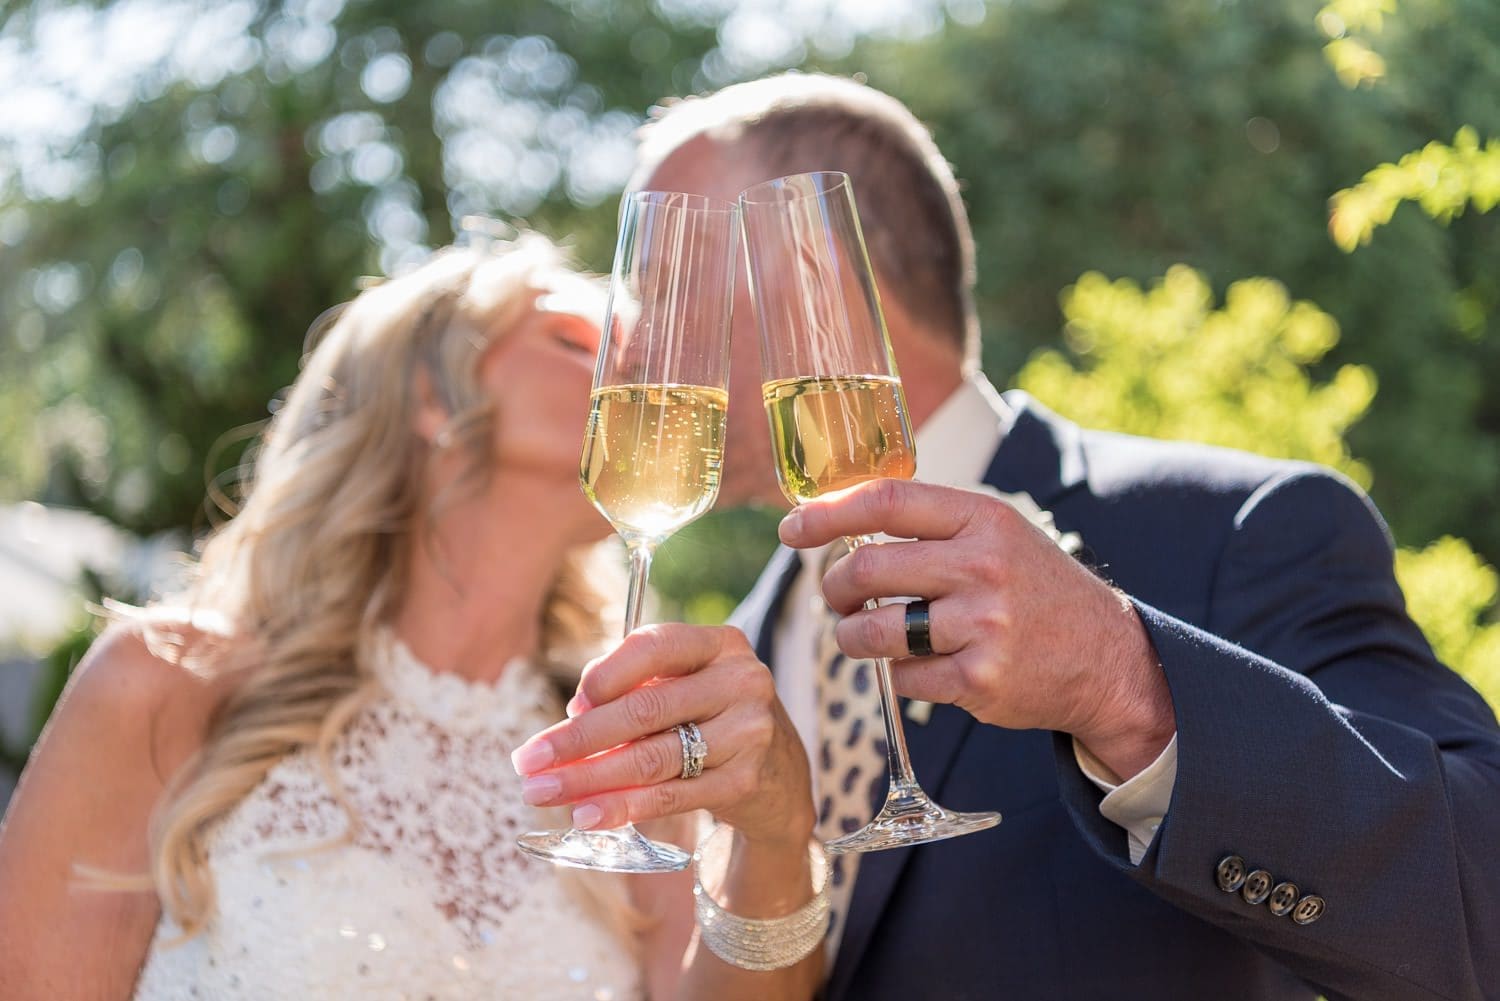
643 143 788 509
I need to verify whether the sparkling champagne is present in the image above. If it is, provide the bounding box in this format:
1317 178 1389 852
581 383 728 540
762 374 916 504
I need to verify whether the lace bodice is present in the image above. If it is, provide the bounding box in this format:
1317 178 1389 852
131 634 643 1001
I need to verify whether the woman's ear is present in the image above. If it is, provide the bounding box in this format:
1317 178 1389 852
411 367 450 445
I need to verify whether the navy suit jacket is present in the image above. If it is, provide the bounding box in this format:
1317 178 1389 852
732 392 1500 1000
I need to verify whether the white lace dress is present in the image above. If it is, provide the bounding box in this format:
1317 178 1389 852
131 635 643 1001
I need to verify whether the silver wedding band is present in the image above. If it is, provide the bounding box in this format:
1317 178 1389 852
675 722 708 780
905 600 934 657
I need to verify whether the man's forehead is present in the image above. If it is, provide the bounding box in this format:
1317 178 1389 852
640 136 760 201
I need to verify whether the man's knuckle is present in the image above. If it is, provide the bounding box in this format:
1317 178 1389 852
957 656 989 693
953 544 981 573
985 498 1024 539
848 547 877 590
975 600 1010 636
981 550 1008 585
872 477 903 517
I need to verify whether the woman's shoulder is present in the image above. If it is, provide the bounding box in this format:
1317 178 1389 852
0 613 240 989
60 611 242 784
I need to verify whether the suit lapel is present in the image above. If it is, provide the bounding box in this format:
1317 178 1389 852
824 391 1090 1000
982 390 1089 508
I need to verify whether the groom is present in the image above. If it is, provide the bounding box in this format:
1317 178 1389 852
625 73 1500 999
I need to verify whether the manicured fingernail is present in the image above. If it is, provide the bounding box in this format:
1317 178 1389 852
779 508 802 540
510 739 554 775
565 691 591 718
572 804 603 830
521 774 562 805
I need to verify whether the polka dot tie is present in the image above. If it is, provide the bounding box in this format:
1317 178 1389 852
812 541 889 959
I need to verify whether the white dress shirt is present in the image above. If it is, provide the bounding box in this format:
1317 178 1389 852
772 373 1177 871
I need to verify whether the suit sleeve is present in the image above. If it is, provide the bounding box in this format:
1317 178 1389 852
1054 468 1500 1001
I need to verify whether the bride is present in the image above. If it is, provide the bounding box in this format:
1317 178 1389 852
0 235 822 999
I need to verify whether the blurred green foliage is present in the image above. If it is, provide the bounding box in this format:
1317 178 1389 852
1331 127 1500 251
0 0 716 534
1019 267 1499 707
842 0 1500 564
1317 0 1398 87
0 585 98 775
654 506 783 625
1396 538 1500 697
1020 267 1376 485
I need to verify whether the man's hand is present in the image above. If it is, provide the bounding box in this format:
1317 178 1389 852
780 478 1176 780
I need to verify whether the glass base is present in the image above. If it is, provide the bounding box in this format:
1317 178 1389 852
516 825 691 873
825 788 1001 855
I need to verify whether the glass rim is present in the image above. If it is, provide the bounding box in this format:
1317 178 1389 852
737 170 852 206
624 189 739 214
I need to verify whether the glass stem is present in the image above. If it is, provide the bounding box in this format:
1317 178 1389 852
845 535 922 802
593 539 658 841
623 540 656 636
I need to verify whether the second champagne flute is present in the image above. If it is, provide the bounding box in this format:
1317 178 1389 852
517 190 738 872
740 170 1001 854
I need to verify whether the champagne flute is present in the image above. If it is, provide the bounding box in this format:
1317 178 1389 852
517 190 738 872
740 171 1001 853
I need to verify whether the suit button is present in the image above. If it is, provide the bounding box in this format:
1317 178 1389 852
1215 855 1247 893
1242 869 1273 905
1268 882 1299 916
1292 895 1326 925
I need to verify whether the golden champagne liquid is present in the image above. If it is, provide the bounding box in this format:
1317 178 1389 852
762 374 916 505
581 383 728 541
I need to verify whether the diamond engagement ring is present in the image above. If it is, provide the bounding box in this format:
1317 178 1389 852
675 722 708 779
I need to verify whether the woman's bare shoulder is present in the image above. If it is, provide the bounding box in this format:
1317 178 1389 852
0 614 239 991
57 612 241 783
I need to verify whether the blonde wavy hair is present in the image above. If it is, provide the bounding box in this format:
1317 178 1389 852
115 234 636 940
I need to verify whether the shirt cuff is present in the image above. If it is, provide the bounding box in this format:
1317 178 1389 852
1072 734 1178 865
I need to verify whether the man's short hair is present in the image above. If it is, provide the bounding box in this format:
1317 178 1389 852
634 73 980 369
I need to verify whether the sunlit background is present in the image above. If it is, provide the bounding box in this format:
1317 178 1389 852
1 0 1497 803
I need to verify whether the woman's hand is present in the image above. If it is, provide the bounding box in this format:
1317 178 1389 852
510 624 814 849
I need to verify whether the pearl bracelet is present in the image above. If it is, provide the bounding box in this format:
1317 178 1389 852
692 824 830 972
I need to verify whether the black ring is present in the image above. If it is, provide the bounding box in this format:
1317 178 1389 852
905 600 933 657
